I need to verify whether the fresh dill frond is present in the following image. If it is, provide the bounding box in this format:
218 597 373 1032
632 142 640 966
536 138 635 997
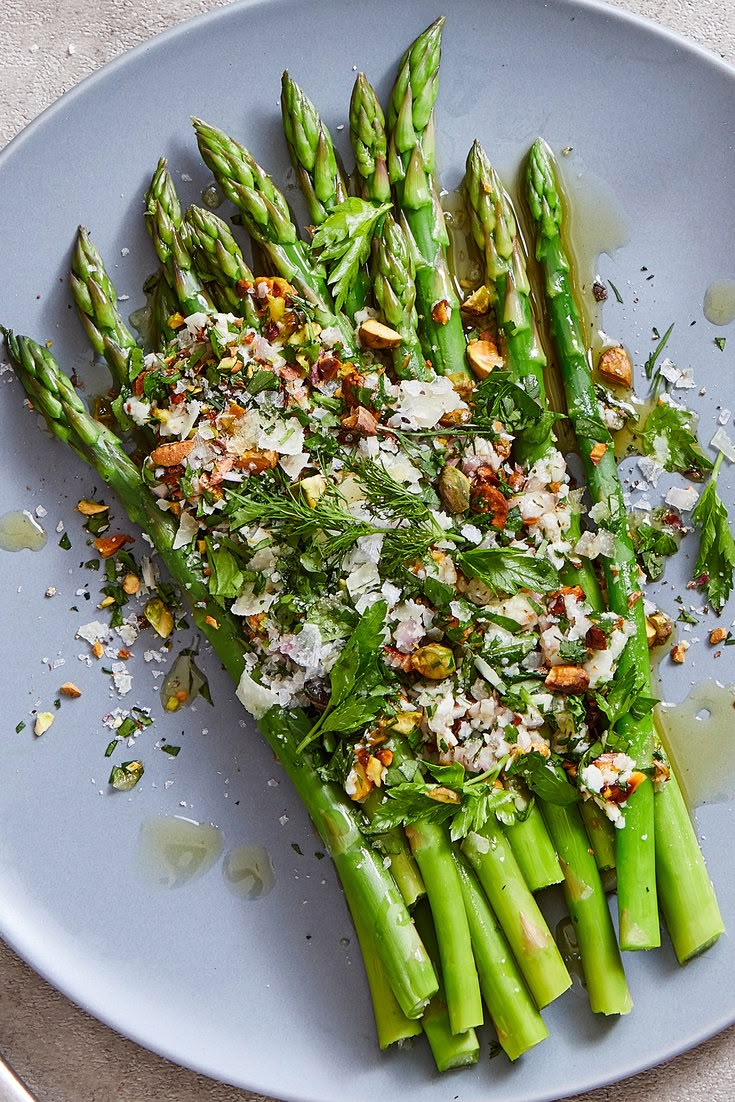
347 457 438 526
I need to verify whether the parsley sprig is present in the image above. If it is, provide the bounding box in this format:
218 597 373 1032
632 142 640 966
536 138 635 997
691 452 735 611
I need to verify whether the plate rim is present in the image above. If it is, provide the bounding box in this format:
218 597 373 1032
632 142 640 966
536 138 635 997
2 0 735 1099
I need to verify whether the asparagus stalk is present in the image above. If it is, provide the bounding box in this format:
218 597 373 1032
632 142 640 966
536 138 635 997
281 72 350 226
463 141 550 460
464 141 632 1011
654 771 724 963
541 802 632 1015
193 118 358 355
363 788 425 909
144 158 214 316
386 19 470 388
580 800 617 872
70 227 138 390
461 826 571 1009
525 138 662 951
504 802 564 891
184 205 260 327
412 901 480 1069
142 267 179 352
350 904 423 1049
349 74 392 204
371 211 433 381
405 821 483 1035
4 329 439 1021
280 73 370 318
454 851 549 1060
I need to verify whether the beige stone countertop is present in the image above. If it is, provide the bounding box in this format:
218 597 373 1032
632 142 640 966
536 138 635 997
1 1 735 1100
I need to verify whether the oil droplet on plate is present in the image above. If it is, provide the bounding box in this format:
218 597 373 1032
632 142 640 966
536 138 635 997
201 184 224 210
703 280 735 326
138 816 224 888
0 510 47 552
223 844 275 900
655 681 735 809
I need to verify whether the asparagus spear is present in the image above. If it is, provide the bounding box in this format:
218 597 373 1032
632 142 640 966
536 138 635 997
541 801 633 1015
464 140 632 1011
3 328 439 1021
461 826 571 1009
454 851 549 1060
463 141 550 460
349 74 391 204
184 205 260 327
405 820 483 1035
280 73 370 318
504 801 564 891
524 138 663 951
412 901 480 1069
371 211 432 381
281 72 350 226
144 158 214 316
70 226 138 390
385 19 471 388
193 118 358 354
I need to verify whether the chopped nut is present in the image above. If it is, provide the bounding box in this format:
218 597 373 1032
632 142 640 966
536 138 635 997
646 612 673 647
590 441 608 465
347 761 372 802
358 318 402 349
299 474 328 507
91 641 104 659
59 682 82 698
425 786 461 804
592 280 608 303
670 641 689 664
585 625 608 651
438 465 471 513
34 712 55 736
467 338 503 380
646 618 657 648
383 710 423 735
122 573 140 595
438 407 471 426
117 648 131 660
149 439 196 467
97 595 115 609
627 589 642 609
460 285 492 318
544 665 590 694
167 312 185 330
410 644 457 680
76 499 109 516
365 755 384 787
204 614 220 629
234 449 278 473
597 345 633 388
431 299 451 325
94 534 133 558
144 597 174 639
709 627 728 645
340 405 379 436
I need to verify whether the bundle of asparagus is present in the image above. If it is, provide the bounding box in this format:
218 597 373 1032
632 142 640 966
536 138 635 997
4 15 726 1074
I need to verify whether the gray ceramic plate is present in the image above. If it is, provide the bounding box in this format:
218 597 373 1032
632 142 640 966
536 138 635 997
1 1 734 1099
